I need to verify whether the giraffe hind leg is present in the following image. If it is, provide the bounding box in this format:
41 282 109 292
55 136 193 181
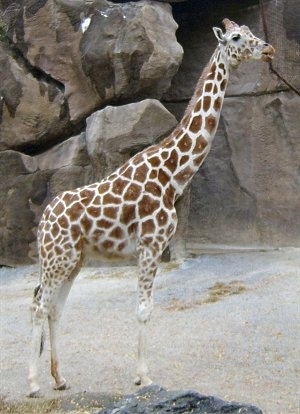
48 279 74 392
28 284 47 397
28 264 79 397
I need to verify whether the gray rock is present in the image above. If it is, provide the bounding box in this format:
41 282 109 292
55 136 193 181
0 0 182 150
97 385 263 414
86 99 177 180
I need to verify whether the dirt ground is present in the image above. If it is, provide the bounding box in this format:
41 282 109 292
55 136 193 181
0 248 299 414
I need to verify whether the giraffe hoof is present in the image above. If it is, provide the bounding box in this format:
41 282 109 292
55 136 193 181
53 380 69 391
134 376 142 386
134 376 153 387
27 388 42 398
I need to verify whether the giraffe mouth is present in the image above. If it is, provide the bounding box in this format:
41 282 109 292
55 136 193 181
261 46 275 62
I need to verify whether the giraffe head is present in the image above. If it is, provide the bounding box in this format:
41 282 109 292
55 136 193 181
213 18 275 68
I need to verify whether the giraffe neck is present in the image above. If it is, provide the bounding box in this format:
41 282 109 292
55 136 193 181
160 46 230 198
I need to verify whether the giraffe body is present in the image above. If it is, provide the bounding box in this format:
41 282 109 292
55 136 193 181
28 19 274 397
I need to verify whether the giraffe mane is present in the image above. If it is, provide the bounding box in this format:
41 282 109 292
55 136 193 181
174 49 217 134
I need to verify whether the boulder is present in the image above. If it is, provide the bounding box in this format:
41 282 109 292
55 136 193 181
97 385 263 414
86 99 177 180
0 151 49 266
0 42 71 151
0 0 182 152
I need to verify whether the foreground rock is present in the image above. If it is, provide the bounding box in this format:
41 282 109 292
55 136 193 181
62 386 262 414
98 386 262 413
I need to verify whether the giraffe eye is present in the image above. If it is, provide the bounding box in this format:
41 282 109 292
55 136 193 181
232 34 241 41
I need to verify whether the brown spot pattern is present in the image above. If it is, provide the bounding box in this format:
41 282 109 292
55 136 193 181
174 167 194 185
163 186 175 209
194 154 206 167
97 219 113 229
112 178 128 195
102 240 114 250
142 220 155 234
158 169 169 186
180 155 189 166
121 165 133 180
204 82 213 93
220 79 227 91
156 209 168 226
193 136 208 154
124 182 141 201
87 206 100 218
134 165 148 182
210 62 216 74
214 97 222 112
80 189 94 206
203 96 211 112
138 195 160 217
58 215 68 229
178 134 192 152
103 193 121 205
189 115 202 133
52 202 64 216
120 204 136 225
205 115 217 134
81 215 92 233
145 182 162 197
148 156 161 167
52 223 59 238
67 202 83 221
104 206 118 219
98 182 110 194
109 226 124 239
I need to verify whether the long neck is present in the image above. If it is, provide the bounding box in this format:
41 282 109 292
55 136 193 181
161 46 230 197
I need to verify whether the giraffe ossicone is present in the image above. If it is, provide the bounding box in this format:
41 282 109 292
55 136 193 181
28 18 274 397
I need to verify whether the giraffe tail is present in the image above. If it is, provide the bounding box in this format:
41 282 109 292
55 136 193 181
33 284 45 356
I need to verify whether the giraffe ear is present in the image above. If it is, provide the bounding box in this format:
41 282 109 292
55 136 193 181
213 27 226 45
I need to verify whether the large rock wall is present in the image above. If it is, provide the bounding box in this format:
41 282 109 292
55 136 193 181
0 0 299 265
164 0 300 249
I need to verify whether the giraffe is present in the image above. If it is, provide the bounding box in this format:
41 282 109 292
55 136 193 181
28 18 275 397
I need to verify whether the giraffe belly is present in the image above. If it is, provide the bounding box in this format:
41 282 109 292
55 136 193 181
83 230 137 261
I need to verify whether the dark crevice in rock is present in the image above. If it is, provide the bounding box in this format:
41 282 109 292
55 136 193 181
1 34 65 93
226 86 291 97
12 117 86 156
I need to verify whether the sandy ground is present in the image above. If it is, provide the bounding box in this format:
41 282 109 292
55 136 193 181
0 248 299 413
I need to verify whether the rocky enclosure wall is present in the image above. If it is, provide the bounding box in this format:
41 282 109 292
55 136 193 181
0 0 299 266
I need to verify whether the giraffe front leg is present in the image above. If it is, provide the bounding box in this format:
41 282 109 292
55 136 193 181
134 245 159 387
134 301 153 387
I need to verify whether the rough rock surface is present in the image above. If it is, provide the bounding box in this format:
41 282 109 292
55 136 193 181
97 385 263 413
164 0 300 249
0 0 182 149
86 99 177 180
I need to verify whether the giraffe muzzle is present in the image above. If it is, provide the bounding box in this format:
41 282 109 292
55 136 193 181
261 44 275 62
